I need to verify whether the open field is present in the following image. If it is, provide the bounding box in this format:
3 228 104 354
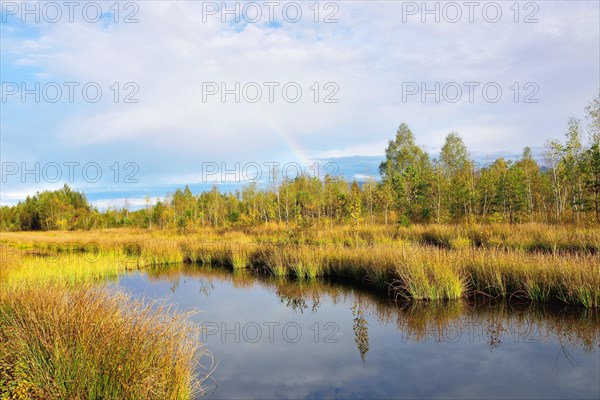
2 223 598 307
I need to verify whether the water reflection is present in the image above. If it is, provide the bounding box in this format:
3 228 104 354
352 301 369 364
118 264 599 399
144 264 599 354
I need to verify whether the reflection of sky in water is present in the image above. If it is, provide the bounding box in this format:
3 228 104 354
116 269 600 400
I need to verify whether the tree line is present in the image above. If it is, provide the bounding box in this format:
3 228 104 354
1 92 599 231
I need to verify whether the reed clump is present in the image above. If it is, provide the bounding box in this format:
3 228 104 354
0 243 211 399
393 252 465 301
0 285 207 399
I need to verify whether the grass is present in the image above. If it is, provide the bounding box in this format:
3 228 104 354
394 254 465 301
0 246 210 399
0 286 208 399
2 253 133 286
1 223 598 307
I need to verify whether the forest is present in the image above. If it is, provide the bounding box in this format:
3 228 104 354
1 93 599 231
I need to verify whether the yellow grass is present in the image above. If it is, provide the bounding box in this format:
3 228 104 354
0 244 211 399
1 223 598 306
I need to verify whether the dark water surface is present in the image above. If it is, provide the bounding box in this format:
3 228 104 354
115 265 599 399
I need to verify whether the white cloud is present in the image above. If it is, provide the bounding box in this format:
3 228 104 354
90 196 158 211
316 140 387 158
1 1 598 194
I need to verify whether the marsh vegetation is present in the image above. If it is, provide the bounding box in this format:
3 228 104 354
0 245 210 399
2 222 598 307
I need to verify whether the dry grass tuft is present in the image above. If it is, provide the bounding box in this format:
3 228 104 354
0 285 210 399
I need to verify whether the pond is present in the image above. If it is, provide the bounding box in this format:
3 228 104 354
115 265 599 399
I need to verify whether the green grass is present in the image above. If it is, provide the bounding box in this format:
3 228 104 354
3 253 132 286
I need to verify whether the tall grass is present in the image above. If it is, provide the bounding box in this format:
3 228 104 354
1 223 598 307
394 256 465 301
0 285 208 399
0 244 211 399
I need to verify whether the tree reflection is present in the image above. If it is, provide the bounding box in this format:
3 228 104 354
144 263 600 356
352 301 370 364
279 295 309 312
484 317 505 350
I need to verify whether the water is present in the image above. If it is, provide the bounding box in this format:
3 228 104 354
115 265 600 399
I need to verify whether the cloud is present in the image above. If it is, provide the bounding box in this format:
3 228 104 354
90 196 158 211
1 1 599 199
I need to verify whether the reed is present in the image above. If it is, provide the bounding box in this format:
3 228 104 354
0 285 208 399
1 223 598 307
0 243 211 399
394 254 465 301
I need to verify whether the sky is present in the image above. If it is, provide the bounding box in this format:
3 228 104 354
1 1 599 209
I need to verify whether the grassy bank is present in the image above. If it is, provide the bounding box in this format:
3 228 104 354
2 223 598 307
0 249 209 399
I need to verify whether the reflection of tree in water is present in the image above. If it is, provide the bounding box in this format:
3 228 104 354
280 295 309 313
352 301 370 364
393 301 599 354
276 292 320 314
484 317 505 350
554 343 581 371
197 279 214 297
311 294 321 313
165 275 214 297
275 281 323 313
169 277 180 294
146 264 600 355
